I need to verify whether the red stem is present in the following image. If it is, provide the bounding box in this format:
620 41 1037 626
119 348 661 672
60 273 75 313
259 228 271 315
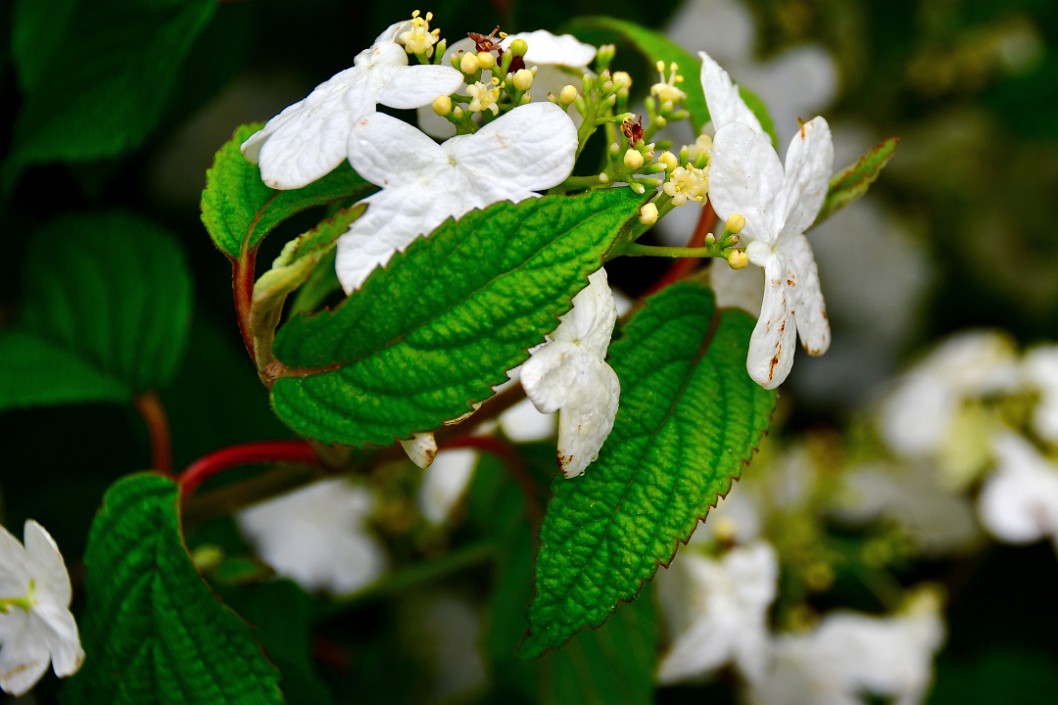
232 249 258 366
133 391 172 475
441 435 543 531
643 201 717 297
179 440 321 498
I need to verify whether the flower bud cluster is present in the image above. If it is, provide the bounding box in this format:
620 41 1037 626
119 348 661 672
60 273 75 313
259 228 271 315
399 10 442 59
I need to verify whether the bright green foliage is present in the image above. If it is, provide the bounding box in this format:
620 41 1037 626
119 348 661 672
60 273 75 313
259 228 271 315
521 282 775 658
62 474 283 705
815 137 899 226
0 212 192 412
472 453 657 704
6 0 215 177
270 188 644 447
201 124 376 260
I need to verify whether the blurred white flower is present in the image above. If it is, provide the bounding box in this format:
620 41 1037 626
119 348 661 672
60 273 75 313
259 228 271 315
0 520 84 696
417 448 479 524
521 268 620 477
336 102 576 293
746 588 946 705
237 478 387 595
241 21 462 189
1023 344 1058 444
657 542 778 683
978 433 1058 551
415 595 486 699
688 489 762 547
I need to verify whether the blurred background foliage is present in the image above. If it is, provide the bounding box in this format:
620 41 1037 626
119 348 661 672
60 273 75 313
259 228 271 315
2 0 1057 703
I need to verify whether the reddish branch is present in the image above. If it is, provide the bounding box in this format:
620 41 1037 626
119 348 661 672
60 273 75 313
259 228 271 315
232 249 258 366
643 201 717 297
179 440 322 498
133 391 172 475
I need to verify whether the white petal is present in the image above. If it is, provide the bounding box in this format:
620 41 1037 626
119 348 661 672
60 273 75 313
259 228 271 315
522 342 581 414
1024 346 1058 443
400 432 437 469
498 398 557 442
0 524 30 598
372 20 413 46
978 434 1058 544
0 611 50 696
416 38 475 139
354 39 408 69
708 122 785 245
347 111 447 188
778 116 833 239
698 51 764 134
374 64 464 110
502 30 597 67
418 448 478 524
746 257 795 389
446 102 577 197
550 268 617 356
33 604 83 677
22 521 72 609
781 234 830 356
245 67 368 190
555 356 620 477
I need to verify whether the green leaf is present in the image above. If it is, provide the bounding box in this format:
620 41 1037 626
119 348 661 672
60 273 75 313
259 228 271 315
521 281 775 658
738 86 780 150
473 453 657 705
62 473 283 705
815 137 899 226
0 211 193 412
201 123 376 260
6 0 215 178
270 188 644 447
11 0 80 89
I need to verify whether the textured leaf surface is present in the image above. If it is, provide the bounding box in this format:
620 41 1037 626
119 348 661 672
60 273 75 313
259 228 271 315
6 0 215 175
271 188 644 447
815 137 899 226
0 211 192 412
521 282 775 657
62 474 283 705
201 123 375 259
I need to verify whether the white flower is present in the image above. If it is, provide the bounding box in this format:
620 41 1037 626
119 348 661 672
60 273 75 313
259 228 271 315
335 101 576 293
978 433 1058 551
0 520 83 696
701 51 833 389
746 588 945 705
240 21 462 190
237 478 387 595
656 542 778 683
521 268 620 478
417 30 595 138
1023 344 1058 443
418 448 479 524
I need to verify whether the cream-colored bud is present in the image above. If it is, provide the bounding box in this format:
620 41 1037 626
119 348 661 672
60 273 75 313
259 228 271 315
512 68 534 91
477 51 496 70
638 202 659 226
705 233 716 245
612 71 632 91
658 151 678 171
598 172 610 183
432 95 452 116
460 52 480 74
559 84 578 105
623 149 645 171
452 106 465 119
727 250 749 270
725 213 746 234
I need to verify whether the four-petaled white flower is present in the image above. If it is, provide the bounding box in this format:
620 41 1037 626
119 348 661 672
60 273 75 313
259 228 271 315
0 520 84 697
700 50 833 389
237 478 388 595
521 268 620 478
656 542 778 683
240 20 462 190
978 433 1058 552
335 101 577 293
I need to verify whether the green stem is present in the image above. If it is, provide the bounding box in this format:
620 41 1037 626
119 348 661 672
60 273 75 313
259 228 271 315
611 242 720 259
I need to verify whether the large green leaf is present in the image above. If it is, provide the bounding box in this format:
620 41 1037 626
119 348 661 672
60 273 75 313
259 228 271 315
521 281 775 658
201 123 376 260
270 188 644 447
815 137 900 226
0 211 193 412
6 0 215 177
62 474 283 705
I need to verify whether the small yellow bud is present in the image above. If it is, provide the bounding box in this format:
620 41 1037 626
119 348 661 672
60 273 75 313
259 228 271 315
460 52 480 74
432 95 452 116
704 233 716 245
452 106 465 119
512 68 534 91
624 148 645 171
658 151 679 172
520 92 531 104
725 213 746 234
656 60 666 73
559 84 578 105
598 172 610 183
508 38 529 57
727 250 749 270
612 71 632 92
477 51 496 70
638 202 659 226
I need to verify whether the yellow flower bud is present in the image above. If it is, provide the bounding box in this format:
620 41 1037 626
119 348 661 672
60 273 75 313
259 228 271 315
725 213 746 234
512 68 534 91
727 250 749 270
624 148 645 171
559 84 578 105
638 202 659 226
477 51 496 70
508 38 528 57
432 95 452 116
658 151 679 172
459 52 480 74
612 71 632 92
